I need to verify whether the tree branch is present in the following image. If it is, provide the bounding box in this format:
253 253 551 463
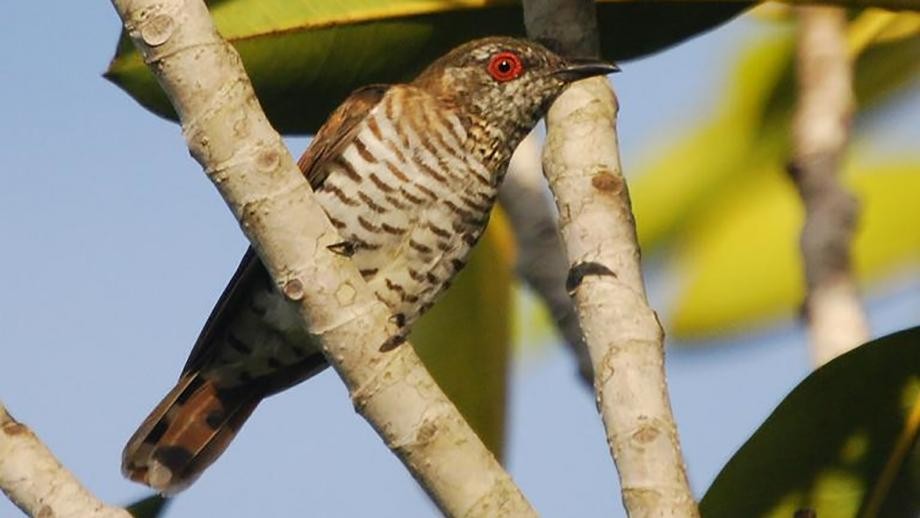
523 0 698 516
108 1 535 515
0 402 131 518
789 5 869 367
500 132 593 383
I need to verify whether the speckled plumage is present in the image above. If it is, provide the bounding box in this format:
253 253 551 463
122 36 616 494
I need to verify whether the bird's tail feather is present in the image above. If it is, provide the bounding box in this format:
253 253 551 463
122 373 260 495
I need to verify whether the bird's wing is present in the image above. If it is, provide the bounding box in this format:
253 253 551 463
180 246 268 374
122 85 392 493
298 84 390 189
181 84 390 375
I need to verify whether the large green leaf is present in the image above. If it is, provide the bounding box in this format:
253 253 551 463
409 209 515 457
702 326 920 517
105 0 748 133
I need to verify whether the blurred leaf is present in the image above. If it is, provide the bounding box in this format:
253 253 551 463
851 35 920 112
848 10 920 55
627 18 919 338
631 33 795 252
670 163 920 338
874 11 920 42
126 494 170 518
511 283 558 353
633 24 919 255
409 208 515 457
105 0 749 133
701 326 920 517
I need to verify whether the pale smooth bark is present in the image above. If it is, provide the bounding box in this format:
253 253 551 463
790 6 870 367
0 402 131 518
108 1 535 516
524 0 697 516
501 133 592 382
543 76 698 518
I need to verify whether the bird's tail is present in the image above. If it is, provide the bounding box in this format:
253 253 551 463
121 372 260 495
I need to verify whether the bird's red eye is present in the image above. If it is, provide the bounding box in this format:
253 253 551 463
487 52 524 82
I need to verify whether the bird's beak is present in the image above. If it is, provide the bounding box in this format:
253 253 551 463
553 58 620 82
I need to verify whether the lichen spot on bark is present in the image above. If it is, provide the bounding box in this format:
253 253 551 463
232 117 249 139
632 423 660 444
2 421 27 436
336 282 356 306
591 171 622 193
415 419 439 445
140 14 174 47
257 148 280 172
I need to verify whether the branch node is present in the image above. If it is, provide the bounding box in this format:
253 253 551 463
590 170 623 193
282 278 305 301
139 13 175 47
256 147 281 172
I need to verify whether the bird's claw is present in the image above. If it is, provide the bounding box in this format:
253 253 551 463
327 240 356 257
379 334 406 352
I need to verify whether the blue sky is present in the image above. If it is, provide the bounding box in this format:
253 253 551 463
1 3 918 517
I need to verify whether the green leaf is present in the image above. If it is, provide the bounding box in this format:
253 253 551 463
105 0 748 133
126 494 170 518
847 10 920 56
669 162 920 338
701 326 920 517
627 20 919 338
632 23 919 255
409 209 515 457
630 33 796 252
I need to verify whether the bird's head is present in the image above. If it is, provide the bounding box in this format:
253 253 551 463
414 36 618 160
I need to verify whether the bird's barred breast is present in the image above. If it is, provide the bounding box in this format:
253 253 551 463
314 86 500 330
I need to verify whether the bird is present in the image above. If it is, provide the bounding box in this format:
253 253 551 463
122 36 617 494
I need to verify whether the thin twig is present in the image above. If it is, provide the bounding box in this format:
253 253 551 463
0 402 131 518
789 5 869 367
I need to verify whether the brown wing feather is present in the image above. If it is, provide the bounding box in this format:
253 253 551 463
183 83 389 374
298 84 389 188
123 84 389 494
122 372 260 494
180 247 269 374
